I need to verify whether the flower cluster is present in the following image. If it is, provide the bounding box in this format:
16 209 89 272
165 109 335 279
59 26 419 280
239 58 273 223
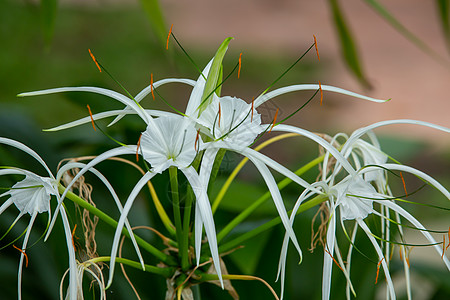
1 37 449 299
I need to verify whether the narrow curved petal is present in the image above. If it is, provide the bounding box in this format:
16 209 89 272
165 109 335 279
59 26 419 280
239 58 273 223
18 87 152 124
59 206 78 300
182 166 223 288
0 138 53 178
56 162 144 267
185 59 213 117
17 211 38 300
254 84 388 108
46 146 136 241
357 219 396 299
107 171 156 288
372 199 450 270
271 125 357 176
322 209 336 300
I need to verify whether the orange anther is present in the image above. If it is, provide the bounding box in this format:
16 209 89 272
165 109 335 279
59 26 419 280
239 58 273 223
447 226 450 250
238 53 242 79
324 248 344 272
218 102 222 127
71 224 77 251
313 35 320 61
87 104 96 131
136 134 143 162
375 258 384 284
318 81 323 106
13 245 28 268
150 73 155 101
251 97 254 122
194 129 200 152
166 24 173 50
88 49 102 73
400 172 408 197
268 108 279 133
442 234 446 259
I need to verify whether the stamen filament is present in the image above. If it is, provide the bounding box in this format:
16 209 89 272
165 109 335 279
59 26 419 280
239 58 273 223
313 35 320 61
13 245 28 267
269 108 279 133
87 104 96 131
88 49 102 73
166 24 173 50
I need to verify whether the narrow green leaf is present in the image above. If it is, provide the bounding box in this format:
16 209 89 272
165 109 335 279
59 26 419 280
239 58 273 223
198 37 233 116
437 0 450 52
139 0 169 48
40 0 58 45
329 0 371 88
364 0 450 65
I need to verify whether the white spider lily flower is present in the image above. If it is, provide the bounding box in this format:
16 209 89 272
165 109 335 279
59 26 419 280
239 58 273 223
0 137 77 300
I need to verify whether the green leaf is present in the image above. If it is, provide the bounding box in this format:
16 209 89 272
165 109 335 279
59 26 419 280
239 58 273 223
437 0 450 52
198 37 233 116
328 0 371 88
364 0 450 65
40 0 58 45
139 0 169 49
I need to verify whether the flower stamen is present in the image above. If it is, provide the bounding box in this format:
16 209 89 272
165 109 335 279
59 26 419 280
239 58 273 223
87 104 96 131
218 102 222 127
71 224 78 251
313 35 320 61
324 248 344 272
238 53 242 78
375 257 384 284
166 24 173 50
319 81 323 105
251 97 254 122
269 108 279 133
150 73 155 100
88 49 102 73
136 134 143 162
442 234 446 259
13 245 28 267
194 129 200 152
400 172 408 196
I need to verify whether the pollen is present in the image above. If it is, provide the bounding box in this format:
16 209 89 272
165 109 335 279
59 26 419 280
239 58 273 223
375 258 384 284
87 104 96 131
319 81 323 106
166 24 173 50
88 49 102 73
150 73 155 100
313 35 320 61
238 52 242 79
269 108 279 133
13 245 28 268
400 172 408 196
136 134 143 162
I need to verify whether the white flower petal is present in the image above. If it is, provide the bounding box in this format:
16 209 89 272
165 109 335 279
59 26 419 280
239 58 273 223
254 84 388 108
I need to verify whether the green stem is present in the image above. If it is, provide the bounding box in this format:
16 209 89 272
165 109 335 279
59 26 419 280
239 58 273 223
217 155 324 243
181 187 193 271
219 194 328 253
60 185 177 266
169 167 186 265
89 256 175 278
